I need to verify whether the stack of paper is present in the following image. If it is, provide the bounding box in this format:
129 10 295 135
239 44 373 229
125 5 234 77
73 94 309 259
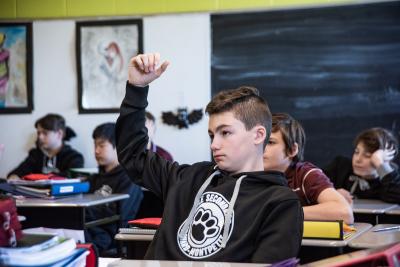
0 233 88 266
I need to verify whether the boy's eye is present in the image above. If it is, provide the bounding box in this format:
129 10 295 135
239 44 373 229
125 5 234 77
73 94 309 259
222 131 231 136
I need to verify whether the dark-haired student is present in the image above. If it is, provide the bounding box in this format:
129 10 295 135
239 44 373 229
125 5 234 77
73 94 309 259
323 127 400 204
85 122 143 254
263 113 353 224
115 53 303 263
7 113 83 179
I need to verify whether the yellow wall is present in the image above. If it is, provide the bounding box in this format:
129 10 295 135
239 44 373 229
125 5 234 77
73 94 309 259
1 0 355 20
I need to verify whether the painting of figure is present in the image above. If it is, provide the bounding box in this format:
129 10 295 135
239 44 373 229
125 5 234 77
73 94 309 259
0 23 32 114
76 19 143 113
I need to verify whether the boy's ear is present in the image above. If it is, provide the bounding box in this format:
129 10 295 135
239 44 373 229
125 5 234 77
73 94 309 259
254 125 267 145
288 142 299 158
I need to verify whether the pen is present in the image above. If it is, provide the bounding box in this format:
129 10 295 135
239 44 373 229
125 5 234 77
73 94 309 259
372 226 400 232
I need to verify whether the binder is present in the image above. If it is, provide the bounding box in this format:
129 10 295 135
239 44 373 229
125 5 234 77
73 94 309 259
303 220 345 240
51 182 90 196
15 182 90 198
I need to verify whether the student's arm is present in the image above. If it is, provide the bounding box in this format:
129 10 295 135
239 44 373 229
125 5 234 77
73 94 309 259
251 199 303 263
336 188 353 204
303 188 354 224
371 148 400 203
7 149 41 178
322 156 354 203
116 53 183 201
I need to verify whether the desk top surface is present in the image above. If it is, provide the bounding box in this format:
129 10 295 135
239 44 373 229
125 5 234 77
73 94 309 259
108 260 267 267
385 205 400 215
348 223 400 249
301 222 372 247
15 193 129 207
352 199 399 214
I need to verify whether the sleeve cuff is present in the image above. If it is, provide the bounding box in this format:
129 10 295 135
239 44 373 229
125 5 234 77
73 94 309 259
377 163 394 179
124 81 149 108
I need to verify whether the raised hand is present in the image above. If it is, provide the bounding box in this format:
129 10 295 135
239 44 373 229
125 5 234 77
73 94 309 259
128 53 170 87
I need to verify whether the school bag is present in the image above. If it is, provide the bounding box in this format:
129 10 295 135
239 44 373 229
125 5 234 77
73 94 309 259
0 195 22 247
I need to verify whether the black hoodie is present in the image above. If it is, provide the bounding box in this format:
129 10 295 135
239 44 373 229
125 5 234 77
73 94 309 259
85 165 143 251
8 144 84 178
116 83 303 263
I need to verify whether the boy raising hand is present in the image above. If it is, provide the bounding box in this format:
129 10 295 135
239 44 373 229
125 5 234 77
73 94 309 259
116 53 303 263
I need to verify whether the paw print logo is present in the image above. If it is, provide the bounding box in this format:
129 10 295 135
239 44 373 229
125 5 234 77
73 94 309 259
190 208 220 245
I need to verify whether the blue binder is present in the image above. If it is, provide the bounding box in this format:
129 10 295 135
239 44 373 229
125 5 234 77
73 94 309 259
50 182 90 196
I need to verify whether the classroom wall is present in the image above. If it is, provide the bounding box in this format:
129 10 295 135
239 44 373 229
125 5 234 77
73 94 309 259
0 0 354 19
0 14 211 177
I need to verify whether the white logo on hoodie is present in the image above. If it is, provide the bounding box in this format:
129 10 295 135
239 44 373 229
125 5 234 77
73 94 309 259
177 192 233 259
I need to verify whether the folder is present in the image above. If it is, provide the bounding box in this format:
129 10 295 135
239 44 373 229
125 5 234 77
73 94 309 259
15 182 90 198
303 220 344 240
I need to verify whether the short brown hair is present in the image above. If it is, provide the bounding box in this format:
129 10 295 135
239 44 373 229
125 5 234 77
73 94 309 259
271 113 305 162
206 86 272 142
354 127 398 156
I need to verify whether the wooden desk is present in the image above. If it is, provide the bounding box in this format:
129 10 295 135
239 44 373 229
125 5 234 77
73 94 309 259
108 260 267 267
299 223 372 264
352 199 398 224
16 193 128 230
349 224 400 249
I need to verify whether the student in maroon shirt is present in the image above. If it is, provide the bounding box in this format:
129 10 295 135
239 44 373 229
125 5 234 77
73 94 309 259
145 111 173 161
263 113 353 224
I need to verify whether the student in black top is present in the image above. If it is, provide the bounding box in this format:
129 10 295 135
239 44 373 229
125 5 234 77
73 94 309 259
85 122 143 254
323 127 400 204
7 113 83 178
116 53 303 263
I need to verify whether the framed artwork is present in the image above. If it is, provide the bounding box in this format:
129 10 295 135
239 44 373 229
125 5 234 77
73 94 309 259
0 22 33 114
76 19 143 113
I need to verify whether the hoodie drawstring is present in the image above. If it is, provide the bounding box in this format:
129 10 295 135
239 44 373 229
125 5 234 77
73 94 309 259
221 174 246 248
178 169 221 239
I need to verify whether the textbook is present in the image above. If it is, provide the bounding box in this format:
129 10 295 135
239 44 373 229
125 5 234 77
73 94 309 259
8 178 82 187
303 220 356 240
0 235 77 266
15 181 90 198
119 227 156 235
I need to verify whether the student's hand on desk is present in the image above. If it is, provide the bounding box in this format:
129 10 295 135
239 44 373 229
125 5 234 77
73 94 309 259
128 53 170 87
337 188 353 205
